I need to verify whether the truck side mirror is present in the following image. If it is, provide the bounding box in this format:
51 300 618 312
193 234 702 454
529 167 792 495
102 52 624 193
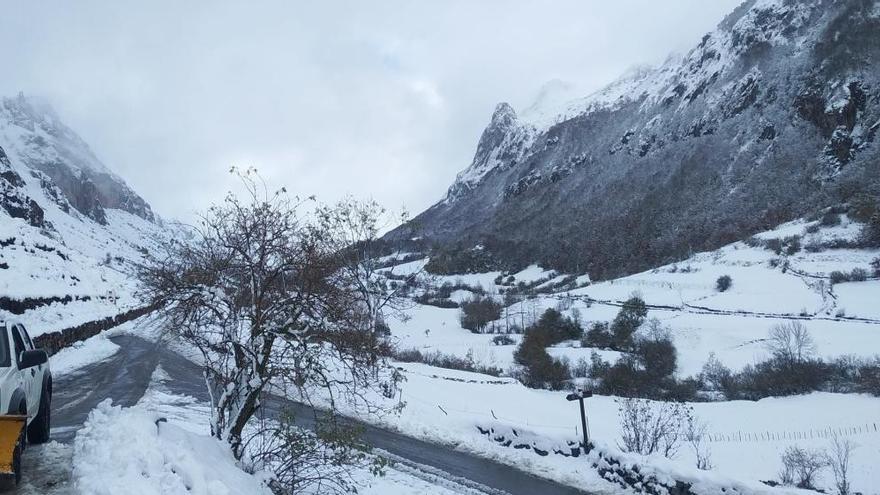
20 350 48 369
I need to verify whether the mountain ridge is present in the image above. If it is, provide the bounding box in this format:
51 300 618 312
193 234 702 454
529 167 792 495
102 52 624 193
390 0 880 279
0 94 155 225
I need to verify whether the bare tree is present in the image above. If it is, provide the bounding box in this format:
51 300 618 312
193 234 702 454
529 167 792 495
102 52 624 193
825 435 856 495
138 169 401 465
685 415 713 470
617 398 690 458
766 321 816 364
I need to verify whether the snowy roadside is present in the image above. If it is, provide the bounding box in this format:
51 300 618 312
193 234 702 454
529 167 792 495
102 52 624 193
70 363 504 494
47 316 158 377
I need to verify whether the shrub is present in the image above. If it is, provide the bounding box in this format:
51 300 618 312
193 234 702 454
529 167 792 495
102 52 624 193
735 358 828 398
850 268 868 282
583 351 607 377
392 348 503 376
829 270 850 284
848 193 879 222
635 331 677 383
779 446 826 489
699 353 732 392
571 357 591 378
526 308 583 346
804 223 820 234
513 331 570 390
459 295 502 333
784 236 802 255
617 398 692 458
765 237 784 254
743 236 763 248
715 275 732 292
825 435 855 495
491 335 515 346
872 257 880 277
610 295 647 351
599 356 646 395
863 213 880 248
856 358 880 396
820 212 842 226
596 335 683 400
583 322 613 348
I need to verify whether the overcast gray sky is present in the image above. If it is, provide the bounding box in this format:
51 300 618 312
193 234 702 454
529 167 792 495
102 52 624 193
1 0 742 221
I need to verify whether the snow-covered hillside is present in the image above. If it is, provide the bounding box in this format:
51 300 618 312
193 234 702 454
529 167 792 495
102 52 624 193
391 0 880 281
372 215 880 493
0 96 168 337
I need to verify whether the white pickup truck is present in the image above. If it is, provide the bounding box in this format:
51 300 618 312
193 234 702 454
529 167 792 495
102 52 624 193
0 321 52 486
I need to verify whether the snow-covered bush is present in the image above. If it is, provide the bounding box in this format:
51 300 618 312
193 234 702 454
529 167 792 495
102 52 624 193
715 274 732 292
459 294 502 333
820 211 842 226
583 321 612 348
617 398 691 458
491 334 515 346
849 267 868 282
779 445 826 489
610 295 647 351
699 352 732 392
513 331 571 390
251 412 386 495
861 213 880 247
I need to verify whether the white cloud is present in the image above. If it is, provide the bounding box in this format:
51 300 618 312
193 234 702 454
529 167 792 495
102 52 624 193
0 0 743 221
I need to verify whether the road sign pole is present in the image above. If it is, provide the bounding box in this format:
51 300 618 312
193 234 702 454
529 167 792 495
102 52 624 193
566 389 593 454
578 397 588 449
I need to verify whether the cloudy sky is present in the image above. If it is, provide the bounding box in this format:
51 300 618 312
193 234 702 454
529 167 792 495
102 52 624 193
1 0 742 221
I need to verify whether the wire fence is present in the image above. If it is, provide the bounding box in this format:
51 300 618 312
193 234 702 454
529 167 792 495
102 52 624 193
398 368 880 446
706 422 880 443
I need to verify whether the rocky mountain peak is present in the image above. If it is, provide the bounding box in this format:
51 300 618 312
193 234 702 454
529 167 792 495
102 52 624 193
489 102 517 127
391 0 880 280
0 94 155 224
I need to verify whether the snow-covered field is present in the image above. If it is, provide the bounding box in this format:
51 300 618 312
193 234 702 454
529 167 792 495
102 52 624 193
372 216 880 493
387 217 880 377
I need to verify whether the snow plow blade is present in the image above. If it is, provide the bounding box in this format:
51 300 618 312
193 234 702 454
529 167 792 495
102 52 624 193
0 416 25 477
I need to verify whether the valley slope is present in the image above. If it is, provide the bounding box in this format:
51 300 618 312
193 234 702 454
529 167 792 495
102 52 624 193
391 0 880 279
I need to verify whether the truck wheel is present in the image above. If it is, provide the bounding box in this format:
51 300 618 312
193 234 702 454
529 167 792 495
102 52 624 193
27 385 50 444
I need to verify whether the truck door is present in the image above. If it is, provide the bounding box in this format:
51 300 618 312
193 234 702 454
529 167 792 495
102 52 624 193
10 326 36 418
14 325 42 416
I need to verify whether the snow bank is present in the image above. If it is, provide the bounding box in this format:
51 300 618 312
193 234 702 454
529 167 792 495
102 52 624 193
73 400 270 495
49 333 119 376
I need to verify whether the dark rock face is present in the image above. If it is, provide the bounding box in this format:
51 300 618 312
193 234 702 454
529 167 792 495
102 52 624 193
391 0 880 279
0 95 155 224
0 146 45 228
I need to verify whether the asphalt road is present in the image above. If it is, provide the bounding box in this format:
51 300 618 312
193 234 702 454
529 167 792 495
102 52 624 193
19 334 590 495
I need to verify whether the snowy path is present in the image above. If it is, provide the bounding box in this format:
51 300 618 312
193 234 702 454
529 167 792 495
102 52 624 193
13 334 593 495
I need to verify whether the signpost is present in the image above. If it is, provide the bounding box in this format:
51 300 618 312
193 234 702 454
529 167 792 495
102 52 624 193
566 389 593 454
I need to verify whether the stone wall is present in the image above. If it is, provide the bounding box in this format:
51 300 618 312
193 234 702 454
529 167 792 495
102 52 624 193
33 304 156 355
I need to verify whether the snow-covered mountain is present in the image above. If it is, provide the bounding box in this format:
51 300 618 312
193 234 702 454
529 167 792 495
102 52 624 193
0 95 166 337
0 94 154 225
391 0 880 279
